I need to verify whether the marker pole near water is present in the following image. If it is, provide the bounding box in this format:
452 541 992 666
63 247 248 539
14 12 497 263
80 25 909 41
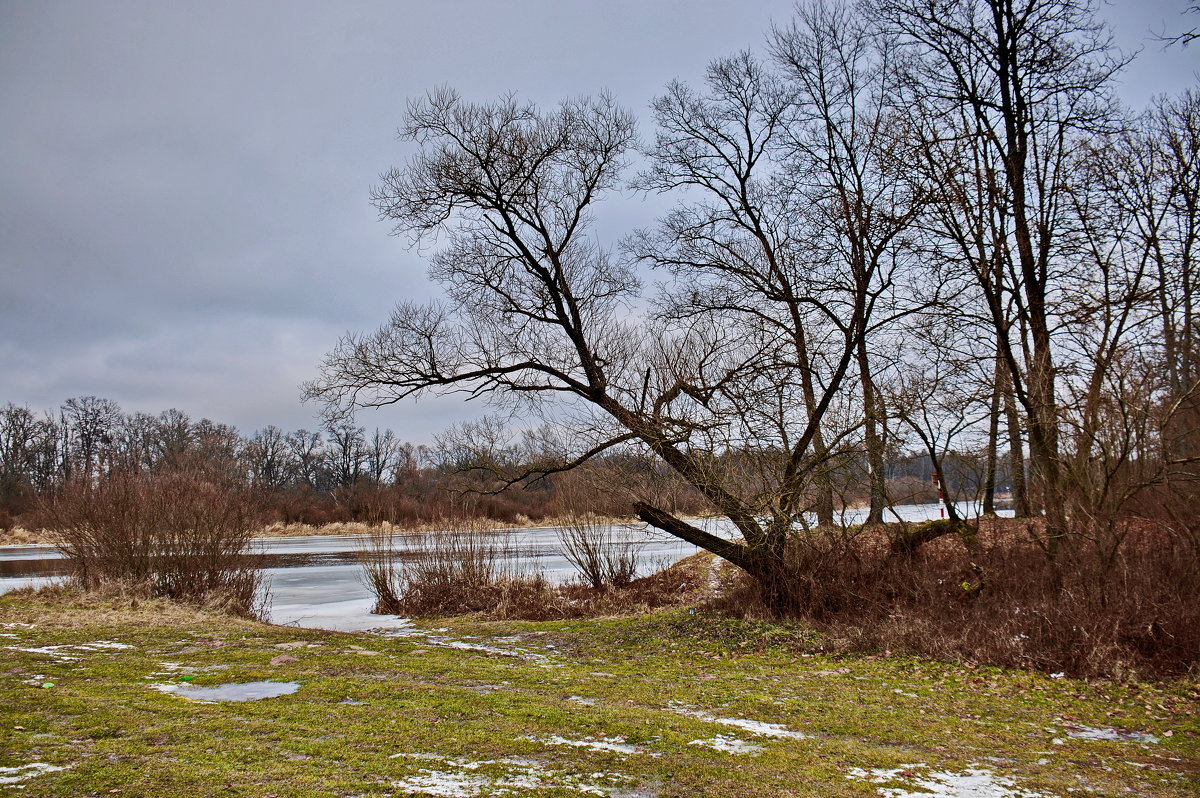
933 470 944 518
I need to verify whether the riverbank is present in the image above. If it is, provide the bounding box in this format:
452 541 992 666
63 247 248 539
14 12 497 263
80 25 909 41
1 589 1195 796
0 514 641 547
0 500 1000 547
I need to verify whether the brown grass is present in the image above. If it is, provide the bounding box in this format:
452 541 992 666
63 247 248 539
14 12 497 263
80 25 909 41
359 515 720 621
2 513 640 547
711 518 1199 680
0 582 254 629
0 526 46 546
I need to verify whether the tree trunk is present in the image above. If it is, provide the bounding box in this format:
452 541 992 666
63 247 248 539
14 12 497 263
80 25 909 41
982 351 1003 516
999 358 1030 517
856 338 888 524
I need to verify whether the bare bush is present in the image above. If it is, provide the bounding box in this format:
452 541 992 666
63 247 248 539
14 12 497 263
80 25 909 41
360 518 717 620
711 519 1199 679
359 520 552 617
41 469 264 617
557 514 642 589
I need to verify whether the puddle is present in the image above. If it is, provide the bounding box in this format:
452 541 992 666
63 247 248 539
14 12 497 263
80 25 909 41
688 735 765 755
150 680 299 702
0 762 65 786
669 704 808 740
1065 725 1159 744
846 764 1047 797
387 753 634 796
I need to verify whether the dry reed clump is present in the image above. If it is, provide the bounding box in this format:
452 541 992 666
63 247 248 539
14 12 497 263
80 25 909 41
39 469 265 619
254 514 636 540
0 527 48 546
556 513 642 590
359 521 715 621
358 521 553 617
711 519 1199 679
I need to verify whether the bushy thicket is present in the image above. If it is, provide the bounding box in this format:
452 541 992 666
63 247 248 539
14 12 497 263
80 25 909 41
41 468 264 617
713 517 1199 679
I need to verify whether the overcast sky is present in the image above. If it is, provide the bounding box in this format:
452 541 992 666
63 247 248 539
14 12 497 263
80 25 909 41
2 0 1196 442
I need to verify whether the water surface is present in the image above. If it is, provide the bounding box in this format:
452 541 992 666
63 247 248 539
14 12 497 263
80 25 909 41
0 502 1005 631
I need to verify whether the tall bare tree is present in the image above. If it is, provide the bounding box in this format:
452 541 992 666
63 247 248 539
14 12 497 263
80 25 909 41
876 0 1126 550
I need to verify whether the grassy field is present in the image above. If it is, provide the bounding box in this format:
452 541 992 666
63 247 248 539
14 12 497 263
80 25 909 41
0 590 1196 797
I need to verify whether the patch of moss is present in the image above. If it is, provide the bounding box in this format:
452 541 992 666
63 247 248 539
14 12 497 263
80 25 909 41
0 592 1195 797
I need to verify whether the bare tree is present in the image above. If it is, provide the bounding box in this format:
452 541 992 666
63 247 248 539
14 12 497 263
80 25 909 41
326 421 366 488
247 425 293 489
60 396 122 483
365 427 401 484
876 0 1127 550
307 25 929 606
285 429 325 490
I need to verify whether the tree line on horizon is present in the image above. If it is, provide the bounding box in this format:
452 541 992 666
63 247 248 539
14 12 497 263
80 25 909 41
0 395 1017 531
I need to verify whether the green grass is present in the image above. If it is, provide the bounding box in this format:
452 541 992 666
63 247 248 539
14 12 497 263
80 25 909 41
0 591 1196 797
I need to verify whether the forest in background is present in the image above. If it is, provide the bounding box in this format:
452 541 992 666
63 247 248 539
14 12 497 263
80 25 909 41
0 395 1006 532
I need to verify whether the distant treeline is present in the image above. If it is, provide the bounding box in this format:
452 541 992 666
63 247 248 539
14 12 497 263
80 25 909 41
0 396 1011 530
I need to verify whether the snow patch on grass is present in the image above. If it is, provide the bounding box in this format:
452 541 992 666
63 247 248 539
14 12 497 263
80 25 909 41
669 703 809 739
687 735 765 755
149 680 299 702
523 734 653 755
846 764 1048 797
387 753 634 796
1064 725 1159 743
0 762 65 786
4 640 133 663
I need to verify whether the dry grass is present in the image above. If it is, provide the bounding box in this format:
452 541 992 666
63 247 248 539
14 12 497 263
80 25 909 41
0 526 48 546
0 582 244 629
359 521 543 616
3 513 639 546
359 512 722 621
711 518 1200 680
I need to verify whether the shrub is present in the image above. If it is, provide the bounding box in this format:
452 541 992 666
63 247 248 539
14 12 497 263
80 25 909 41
359 521 552 616
360 520 712 621
557 513 642 589
712 518 1199 679
41 469 264 617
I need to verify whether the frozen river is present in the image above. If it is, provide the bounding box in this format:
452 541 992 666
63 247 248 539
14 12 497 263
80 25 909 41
0 502 1005 631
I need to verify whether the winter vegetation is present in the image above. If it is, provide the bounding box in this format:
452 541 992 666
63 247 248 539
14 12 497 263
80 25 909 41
0 0 1195 697
1 2 1199 795
297 0 1199 676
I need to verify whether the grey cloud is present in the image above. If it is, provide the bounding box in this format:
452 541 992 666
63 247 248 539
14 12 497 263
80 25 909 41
1 0 1193 440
